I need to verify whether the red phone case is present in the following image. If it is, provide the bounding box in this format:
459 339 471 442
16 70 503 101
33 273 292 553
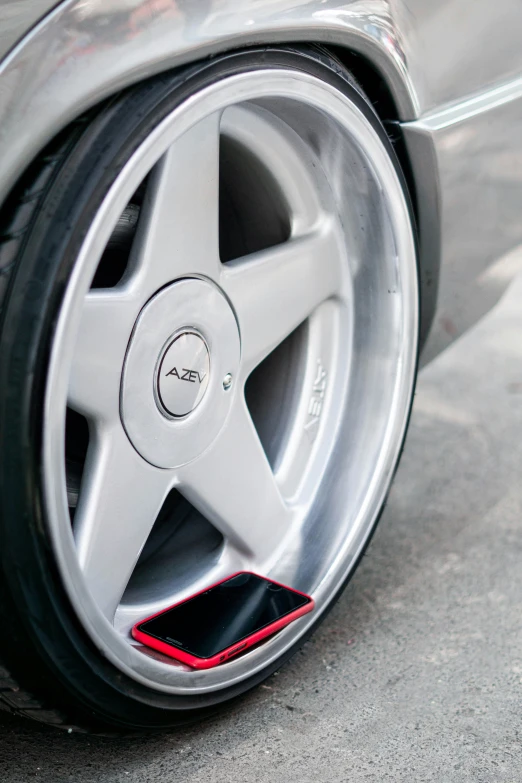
132 572 314 670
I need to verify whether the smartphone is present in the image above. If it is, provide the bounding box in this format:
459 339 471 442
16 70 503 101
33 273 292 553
132 572 314 669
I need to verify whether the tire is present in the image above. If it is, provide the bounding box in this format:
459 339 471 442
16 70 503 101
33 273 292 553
0 46 418 733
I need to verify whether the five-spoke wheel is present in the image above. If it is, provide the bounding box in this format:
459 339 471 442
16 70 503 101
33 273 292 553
0 47 418 731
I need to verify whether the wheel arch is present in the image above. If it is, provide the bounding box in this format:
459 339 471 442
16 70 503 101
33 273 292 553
0 1 440 347
0 1 419 203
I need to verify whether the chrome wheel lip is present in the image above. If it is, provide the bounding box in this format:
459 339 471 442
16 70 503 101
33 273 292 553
43 68 418 695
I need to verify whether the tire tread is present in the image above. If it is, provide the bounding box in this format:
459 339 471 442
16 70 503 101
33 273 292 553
0 119 88 732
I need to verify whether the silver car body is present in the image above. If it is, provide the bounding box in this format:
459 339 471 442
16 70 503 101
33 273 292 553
1 0 521 360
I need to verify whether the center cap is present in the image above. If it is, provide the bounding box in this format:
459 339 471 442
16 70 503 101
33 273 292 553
156 331 210 418
121 278 240 469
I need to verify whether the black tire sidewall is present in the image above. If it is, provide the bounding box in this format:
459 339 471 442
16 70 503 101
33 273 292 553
0 46 417 731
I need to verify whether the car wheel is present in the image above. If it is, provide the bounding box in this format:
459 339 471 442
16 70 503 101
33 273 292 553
0 46 418 732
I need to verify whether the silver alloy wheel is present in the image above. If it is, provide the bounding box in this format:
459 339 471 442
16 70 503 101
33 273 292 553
43 68 418 694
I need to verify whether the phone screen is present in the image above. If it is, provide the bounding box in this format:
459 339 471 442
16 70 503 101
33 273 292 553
137 573 311 659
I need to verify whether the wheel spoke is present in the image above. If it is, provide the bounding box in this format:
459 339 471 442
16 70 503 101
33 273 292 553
220 224 343 376
128 112 222 297
74 424 174 620
67 290 137 422
177 398 293 565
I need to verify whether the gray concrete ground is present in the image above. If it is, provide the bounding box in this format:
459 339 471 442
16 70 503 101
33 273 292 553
1 276 522 781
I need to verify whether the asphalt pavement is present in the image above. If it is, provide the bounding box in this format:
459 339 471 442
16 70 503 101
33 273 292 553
1 274 522 782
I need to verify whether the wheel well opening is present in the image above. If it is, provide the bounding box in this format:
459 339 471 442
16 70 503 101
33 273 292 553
326 46 419 226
